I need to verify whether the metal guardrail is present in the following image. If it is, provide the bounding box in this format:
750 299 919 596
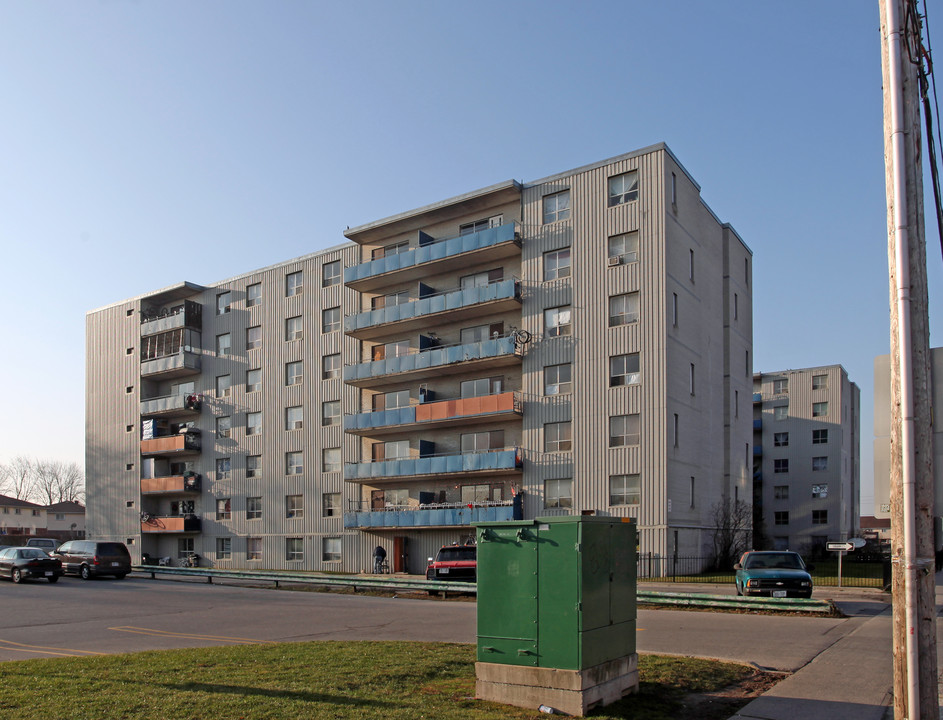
132 566 833 612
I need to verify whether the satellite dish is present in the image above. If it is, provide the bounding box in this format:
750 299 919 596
850 537 867 549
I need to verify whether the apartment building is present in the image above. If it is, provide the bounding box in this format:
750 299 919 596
85 143 753 572
752 366 860 553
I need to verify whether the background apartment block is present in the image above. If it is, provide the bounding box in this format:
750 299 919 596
85 143 753 572
752 366 860 553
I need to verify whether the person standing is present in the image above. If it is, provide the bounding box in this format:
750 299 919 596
373 545 387 573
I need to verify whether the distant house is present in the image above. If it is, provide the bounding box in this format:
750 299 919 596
0 495 46 535
860 515 891 543
45 501 86 536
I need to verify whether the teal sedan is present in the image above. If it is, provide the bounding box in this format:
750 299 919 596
734 551 813 598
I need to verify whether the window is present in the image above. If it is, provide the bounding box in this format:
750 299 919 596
460 323 504 344
246 368 261 393
373 389 410 410
812 374 828 390
812 509 828 525
544 363 572 395
322 537 342 562
671 172 677 205
178 538 195 558
610 353 641 386
735 390 739 417
216 292 231 315
545 478 573 508
216 537 231 559
323 493 341 517
774 405 788 421
773 432 789 447
673 413 679 447
246 282 262 307
322 306 341 333
812 429 828 444
460 377 502 399
323 447 341 473
690 476 696 508
773 458 790 474
323 353 341 379
734 293 739 321
672 292 678 326
689 364 696 395
372 241 409 260
545 421 572 453
286 271 303 297
689 249 695 281
543 248 571 281
774 511 789 526
286 494 304 519
246 325 262 350
216 374 231 397
610 414 640 447
322 260 341 287
543 190 570 223
812 484 829 499
609 292 639 327
545 306 572 337
286 406 304 431
216 333 231 356
773 379 788 395
216 498 231 520
373 440 409 461
372 290 410 309
286 360 303 386
322 400 340 426
812 456 828 472
247 537 262 560
286 316 303 341
286 451 303 475
608 171 638 206
286 538 304 562
774 485 789 500
216 416 231 439
246 454 261 478
460 268 503 290
216 457 231 480
608 231 639 264
812 402 828 417
462 430 504 453
459 215 501 235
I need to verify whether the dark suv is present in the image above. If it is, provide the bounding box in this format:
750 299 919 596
53 541 132 580
426 543 476 582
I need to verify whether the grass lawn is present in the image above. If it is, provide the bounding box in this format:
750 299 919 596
0 641 776 720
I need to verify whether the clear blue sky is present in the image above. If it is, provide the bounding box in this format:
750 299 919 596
2 2 940 515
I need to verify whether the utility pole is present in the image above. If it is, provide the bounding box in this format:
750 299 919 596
880 1 938 718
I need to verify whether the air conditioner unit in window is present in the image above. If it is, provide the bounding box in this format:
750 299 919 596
292 421 304 430
608 256 622 267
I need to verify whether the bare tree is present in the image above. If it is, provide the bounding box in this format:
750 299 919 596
2 456 35 501
0 457 85 505
710 499 752 570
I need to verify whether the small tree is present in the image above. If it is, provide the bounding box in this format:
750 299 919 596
710 499 752 569
1 456 35 501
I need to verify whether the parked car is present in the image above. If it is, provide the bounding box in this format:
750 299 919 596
52 541 131 580
426 543 477 583
0 547 63 583
734 550 814 598
25 538 59 552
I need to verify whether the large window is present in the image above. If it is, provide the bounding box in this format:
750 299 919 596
216 457 231 480
544 363 572 395
812 456 828 472
545 306 572 337
460 377 502 399
246 368 261 393
323 447 341 473
774 459 789 474
286 451 303 475
610 474 640 506
322 400 340 426
322 493 341 517
461 268 503 290
246 497 262 520
216 416 231 439
608 231 639 264
286 406 304 431
774 485 789 500
216 537 231 559
372 241 409 260
246 325 262 350
373 389 411 410
216 498 231 520
246 282 262 307
216 333 231 357
323 353 341 379
609 292 640 326
812 484 829 499
812 509 828 525
773 432 789 447
246 454 261 478
286 360 303 386
774 405 788 421
542 190 570 224
286 538 304 562
610 353 640 386
286 316 303 341
216 292 231 315
773 378 788 394
286 271 303 297
544 421 572 453
812 374 828 390
461 430 504 453
323 307 341 333
812 402 828 417
216 374 231 397
286 495 304 519
812 429 828 444
774 511 789 526
247 537 262 561
609 414 640 447
608 171 639 206
322 537 342 563
460 323 504 344
322 260 341 287
545 478 573 508
543 248 571 281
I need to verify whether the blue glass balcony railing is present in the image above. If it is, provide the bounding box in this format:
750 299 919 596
344 500 522 529
344 222 518 285
754 444 763 456
753 419 762 430
345 279 520 333
344 406 417 431
344 448 522 481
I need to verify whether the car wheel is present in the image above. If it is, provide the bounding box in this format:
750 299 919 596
12 569 22 584
80 565 92 580
48 576 59 583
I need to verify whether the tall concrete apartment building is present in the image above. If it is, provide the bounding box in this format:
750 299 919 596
86 144 753 573
752 366 860 552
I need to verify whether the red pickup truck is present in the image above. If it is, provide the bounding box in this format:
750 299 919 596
425 543 476 582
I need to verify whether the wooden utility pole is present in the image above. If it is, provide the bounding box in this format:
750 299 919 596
880 1 938 718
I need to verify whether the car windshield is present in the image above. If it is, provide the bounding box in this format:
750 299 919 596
437 547 476 562
745 553 803 570
20 549 49 559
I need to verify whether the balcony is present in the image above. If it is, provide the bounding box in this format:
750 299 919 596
141 474 201 494
141 350 201 379
754 445 763 457
141 515 201 533
753 418 762 431
752 393 762 403
345 448 523 483
344 497 523 529
140 393 202 418
344 336 523 389
345 279 521 340
140 431 201 457
344 222 521 292
345 392 523 436
140 300 202 336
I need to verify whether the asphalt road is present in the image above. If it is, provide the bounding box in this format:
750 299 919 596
0 575 892 670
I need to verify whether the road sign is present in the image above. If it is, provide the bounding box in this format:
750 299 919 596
826 541 855 552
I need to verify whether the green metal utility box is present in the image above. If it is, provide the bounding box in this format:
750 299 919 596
475 516 639 716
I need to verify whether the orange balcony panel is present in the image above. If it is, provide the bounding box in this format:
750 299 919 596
140 433 200 455
141 476 200 494
415 392 518 424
